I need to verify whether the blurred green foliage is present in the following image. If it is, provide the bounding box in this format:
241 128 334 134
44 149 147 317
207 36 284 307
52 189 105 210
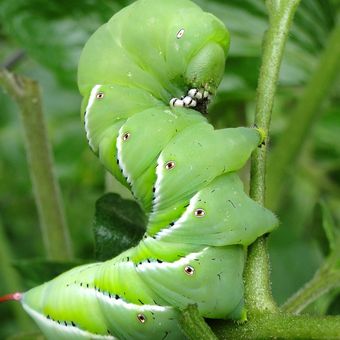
94 193 146 261
0 0 339 338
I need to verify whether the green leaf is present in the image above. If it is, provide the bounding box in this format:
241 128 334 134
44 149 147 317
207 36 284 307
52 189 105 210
13 259 82 289
93 193 146 261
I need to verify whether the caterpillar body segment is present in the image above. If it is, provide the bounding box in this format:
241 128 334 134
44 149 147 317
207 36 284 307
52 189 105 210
12 0 279 339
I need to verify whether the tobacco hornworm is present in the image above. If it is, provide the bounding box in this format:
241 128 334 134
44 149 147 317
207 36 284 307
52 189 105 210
2 0 278 339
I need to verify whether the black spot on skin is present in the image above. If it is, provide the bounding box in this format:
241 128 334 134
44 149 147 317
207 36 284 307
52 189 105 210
86 284 89 288
184 203 190 208
80 282 83 286
115 294 119 300
169 222 175 226
71 321 76 327
147 259 151 263
47 315 50 319
156 259 163 263
57 321 60 324
107 329 112 335
138 299 144 305
152 187 156 192
127 256 130 261
108 293 112 298
116 159 119 164
228 200 236 208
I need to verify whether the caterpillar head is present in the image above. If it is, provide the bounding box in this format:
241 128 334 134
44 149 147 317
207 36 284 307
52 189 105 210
78 0 229 113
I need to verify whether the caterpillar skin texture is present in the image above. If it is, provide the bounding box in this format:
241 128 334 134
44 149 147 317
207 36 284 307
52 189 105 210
20 0 278 339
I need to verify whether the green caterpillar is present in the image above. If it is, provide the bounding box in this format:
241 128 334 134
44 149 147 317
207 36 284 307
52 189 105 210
2 0 278 339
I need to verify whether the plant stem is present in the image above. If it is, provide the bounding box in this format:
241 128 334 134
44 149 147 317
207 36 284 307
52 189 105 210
211 313 340 339
282 254 340 314
179 305 218 340
282 271 340 315
0 69 73 260
245 0 300 314
266 21 340 211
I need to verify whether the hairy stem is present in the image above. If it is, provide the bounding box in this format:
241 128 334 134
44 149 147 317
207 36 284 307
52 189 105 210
0 69 73 260
179 305 218 340
266 21 340 210
245 0 301 314
211 313 340 339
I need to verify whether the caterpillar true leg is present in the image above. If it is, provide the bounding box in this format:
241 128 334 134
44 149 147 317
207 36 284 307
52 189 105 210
187 88 211 101
169 96 197 108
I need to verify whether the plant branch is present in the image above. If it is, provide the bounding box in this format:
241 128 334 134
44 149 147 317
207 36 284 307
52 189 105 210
282 269 340 315
282 247 340 314
0 69 73 260
245 0 300 314
211 313 340 339
1 50 26 70
266 21 340 210
179 305 218 340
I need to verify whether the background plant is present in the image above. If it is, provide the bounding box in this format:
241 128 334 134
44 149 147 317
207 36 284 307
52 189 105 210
0 0 339 339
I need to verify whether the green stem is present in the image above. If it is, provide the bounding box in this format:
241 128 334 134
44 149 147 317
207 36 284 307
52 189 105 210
0 69 73 260
282 255 340 314
266 21 340 211
245 0 300 314
282 272 340 315
211 313 340 339
179 305 218 340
